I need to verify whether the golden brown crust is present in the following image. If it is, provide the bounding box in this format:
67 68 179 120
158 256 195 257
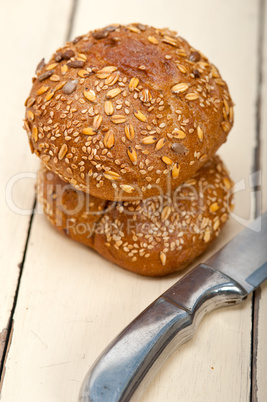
26 23 234 201
37 155 234 276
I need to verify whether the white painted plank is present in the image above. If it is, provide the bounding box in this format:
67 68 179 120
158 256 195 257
0 0 73 377
1 0 263 401
0 0 73 348
262 0 267 213
256 1 267 400
1 215 253 402
256 283 267 402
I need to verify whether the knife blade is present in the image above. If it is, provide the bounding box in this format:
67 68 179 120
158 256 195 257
79 212 267 402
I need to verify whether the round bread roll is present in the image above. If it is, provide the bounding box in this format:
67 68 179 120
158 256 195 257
25 23 233 201
37 155 234 276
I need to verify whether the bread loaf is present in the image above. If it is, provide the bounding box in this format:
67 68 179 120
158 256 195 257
37 155 234 276
25 23 234 201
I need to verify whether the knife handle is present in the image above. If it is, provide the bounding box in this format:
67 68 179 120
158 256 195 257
79 264 247 402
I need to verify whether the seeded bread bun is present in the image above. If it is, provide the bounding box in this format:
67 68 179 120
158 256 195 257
25 23 233 201
37 155 234 276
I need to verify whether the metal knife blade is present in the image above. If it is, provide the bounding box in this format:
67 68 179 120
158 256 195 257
206 213 267 292
79 212 267 402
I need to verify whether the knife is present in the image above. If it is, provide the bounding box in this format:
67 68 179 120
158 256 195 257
79 212 267 402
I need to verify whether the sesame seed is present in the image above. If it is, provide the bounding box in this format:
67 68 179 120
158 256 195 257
197 126 203 141
160 252 166 265
213 220 220 231
204 229 211 243
58 144 68 160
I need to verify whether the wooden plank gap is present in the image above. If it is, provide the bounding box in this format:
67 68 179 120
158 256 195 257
251 288 262 402
251 0 266 401
0 321 14 394
0 329 8 369
253 0 265 217
65 0 80 42
0 198 36 383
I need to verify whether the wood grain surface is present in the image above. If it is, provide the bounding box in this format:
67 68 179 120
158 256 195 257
0 0 266 401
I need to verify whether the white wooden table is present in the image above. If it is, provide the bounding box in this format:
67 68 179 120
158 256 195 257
0 0 266 401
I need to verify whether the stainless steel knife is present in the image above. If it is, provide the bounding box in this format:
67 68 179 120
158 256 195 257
79 212 267 402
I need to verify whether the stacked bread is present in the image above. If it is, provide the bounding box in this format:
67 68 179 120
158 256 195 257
24 23 234 276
